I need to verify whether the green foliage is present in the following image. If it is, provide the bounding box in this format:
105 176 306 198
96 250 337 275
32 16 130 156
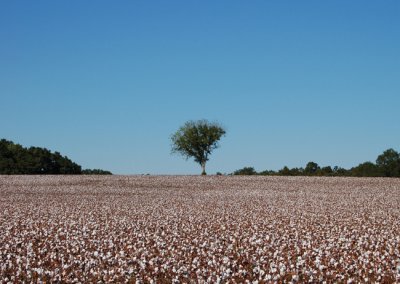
350 162 380 177
232 148 400 178
0 139 82 174
0 139 111 175
319 166 333 176
171 120 226 175
258 169 277 176
376 148 400 177
278 166 292 176
82 169 113 175
284 167 304 176
304 162 320 175
332 166 349 176
233 167 257 175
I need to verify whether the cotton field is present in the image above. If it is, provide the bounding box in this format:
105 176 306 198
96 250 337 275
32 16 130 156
0 176 400 283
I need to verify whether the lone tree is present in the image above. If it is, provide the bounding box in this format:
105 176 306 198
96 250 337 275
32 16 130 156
171 120 226 175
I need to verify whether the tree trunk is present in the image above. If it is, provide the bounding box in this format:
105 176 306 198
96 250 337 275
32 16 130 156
201 162 206 175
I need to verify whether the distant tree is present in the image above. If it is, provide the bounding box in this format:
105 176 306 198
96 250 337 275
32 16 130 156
0 140 14 174
233 167 257 175
350 162 380 177
376 149 400 177
319 166 333 176
289 167 304 176
304 162 320 176
332 166 349 176
230 148 400 178
82 169 113 175
0 139 94 175
278 166 292 176
171 120 226 175
259 169 277 176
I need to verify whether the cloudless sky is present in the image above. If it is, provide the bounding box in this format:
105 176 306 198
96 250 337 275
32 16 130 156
1 1 399 174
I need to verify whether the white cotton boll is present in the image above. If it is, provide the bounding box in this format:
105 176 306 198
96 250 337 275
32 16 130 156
139 261 146 269
223 257 229 264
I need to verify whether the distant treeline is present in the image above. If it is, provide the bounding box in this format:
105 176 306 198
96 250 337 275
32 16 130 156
233 149 400 177
0 139 112 175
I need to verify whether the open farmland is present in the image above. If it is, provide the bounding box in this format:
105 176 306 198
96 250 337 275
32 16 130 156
1 176 400 283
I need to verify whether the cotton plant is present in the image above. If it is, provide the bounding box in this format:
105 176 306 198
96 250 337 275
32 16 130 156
0 175 399 282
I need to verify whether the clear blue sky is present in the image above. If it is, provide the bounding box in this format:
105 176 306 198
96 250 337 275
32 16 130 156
1 1 399 174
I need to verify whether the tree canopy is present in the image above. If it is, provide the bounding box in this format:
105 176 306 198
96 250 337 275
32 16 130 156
376 149 400 177
82 169 113 175
0 139 111 175
233 148 400 177
233 167 257 175
171 120 226 175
